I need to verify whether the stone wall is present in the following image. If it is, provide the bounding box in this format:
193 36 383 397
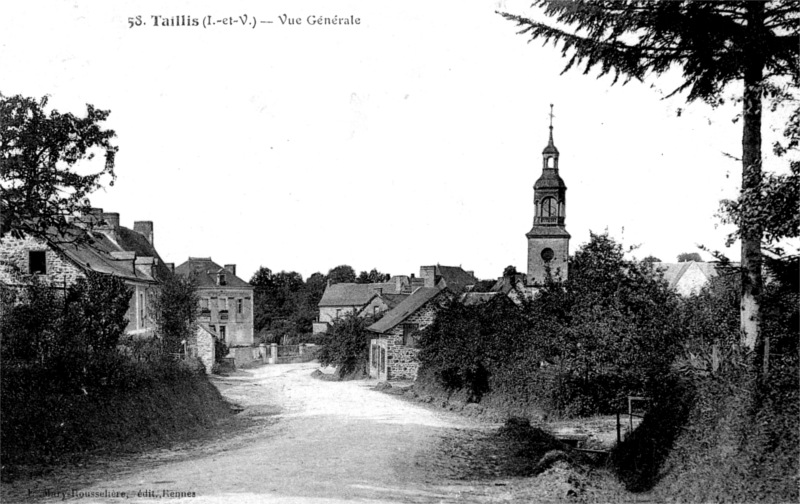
189 325 215 374
384 302 438 381
0 235 85 286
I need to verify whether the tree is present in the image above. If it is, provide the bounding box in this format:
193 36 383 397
356 268 391 284
499 1 799 357
677 252 703 263
0 94 118 242
250 266 275 333
503 265 520 277
316 312 375 378
150 273 200 355
642 255 663 263
327 265 356 284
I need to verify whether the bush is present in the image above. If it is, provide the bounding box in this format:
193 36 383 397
316 313 375 378
1 272 132 391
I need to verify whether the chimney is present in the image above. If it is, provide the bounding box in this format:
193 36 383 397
76 207 104 228
134 221 154 245
102 212 120 229
224 264 237 276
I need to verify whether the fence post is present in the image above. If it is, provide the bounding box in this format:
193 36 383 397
269 343 277 364
259 343 267 364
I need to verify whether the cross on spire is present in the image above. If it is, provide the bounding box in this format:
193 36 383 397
547 103 556 146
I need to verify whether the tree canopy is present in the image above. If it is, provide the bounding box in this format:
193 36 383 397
327 265 356 284
0 94 118 242
677 252 703 263
356 268 391 284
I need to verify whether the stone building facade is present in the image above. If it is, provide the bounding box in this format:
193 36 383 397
174 258 254 348
367 287 450 381
0 210 167 336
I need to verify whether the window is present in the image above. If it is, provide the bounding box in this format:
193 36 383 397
139 292 146 328
373 306 379 316
219 325 226 342
217 273 227 286
547 156 555 168
209 324 216 333
336 308 342 319
200 298 209 309
29 251 46 274
541 197 558 217
402 323 419 347
218 297 227 310
237 298 243 314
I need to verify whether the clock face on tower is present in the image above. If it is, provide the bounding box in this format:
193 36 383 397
541 248 554 262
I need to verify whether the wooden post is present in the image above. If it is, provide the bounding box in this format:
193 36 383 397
269 343 277 364
616 410 621 444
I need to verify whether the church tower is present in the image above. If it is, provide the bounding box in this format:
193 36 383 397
526 105 570 285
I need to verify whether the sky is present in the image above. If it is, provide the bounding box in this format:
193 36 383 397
1 0 794 282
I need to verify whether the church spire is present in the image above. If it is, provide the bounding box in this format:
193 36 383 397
542 103 559 164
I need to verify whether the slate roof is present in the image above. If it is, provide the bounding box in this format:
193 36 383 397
461 291 501 306
653 261 720 290
318 282 401 307
97 226 173 280
38 224 168 283
368 287 446 334
422 265 478 293
381 293 409 309
174 257 252 289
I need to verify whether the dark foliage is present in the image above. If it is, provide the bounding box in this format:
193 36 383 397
327 264 356 284
0 94 118 242
356 268 391 284
676 252 702 262
150 272 199 354
316 312 376 378
1 272 131 379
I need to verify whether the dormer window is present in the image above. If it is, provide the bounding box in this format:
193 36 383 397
29 251 46 274
217 273 227 286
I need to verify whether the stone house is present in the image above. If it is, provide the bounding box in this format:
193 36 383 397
367 286 451 381
0 209 170 337
174 257 254 348
314 279 415 333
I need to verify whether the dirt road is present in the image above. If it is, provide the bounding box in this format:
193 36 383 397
29 363 509 504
